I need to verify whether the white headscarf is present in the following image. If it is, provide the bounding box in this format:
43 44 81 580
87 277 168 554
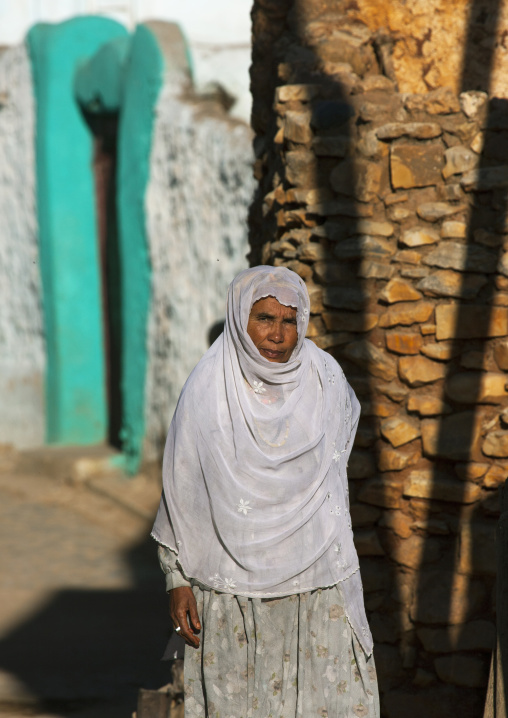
152 266 367 628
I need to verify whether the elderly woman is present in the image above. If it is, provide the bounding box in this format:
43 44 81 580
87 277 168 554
152 266 378 718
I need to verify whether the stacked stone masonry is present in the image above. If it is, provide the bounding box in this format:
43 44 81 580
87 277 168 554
250 2 508 716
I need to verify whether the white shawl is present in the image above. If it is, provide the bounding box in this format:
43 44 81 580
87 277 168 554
152 266 372 652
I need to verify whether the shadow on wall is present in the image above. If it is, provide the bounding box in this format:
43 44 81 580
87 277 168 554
414 0 508 713
249 0 508 716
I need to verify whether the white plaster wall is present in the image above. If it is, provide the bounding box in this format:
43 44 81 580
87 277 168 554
0 0 253 123
144 86 254 457
0 44 45 448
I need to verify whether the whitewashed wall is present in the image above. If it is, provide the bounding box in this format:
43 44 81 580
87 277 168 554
144 85 254 457
0 44 45 447
0 0 253 123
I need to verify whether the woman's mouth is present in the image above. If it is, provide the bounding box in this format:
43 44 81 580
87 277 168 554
260 348 284 359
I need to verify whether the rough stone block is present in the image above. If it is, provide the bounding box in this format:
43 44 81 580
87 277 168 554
390 143 443 189
460 90 488 119
342 340 397 381
310 99 355 130
442 145 477 179
356 75 395 93
434 655 489 688
356 219 394 237
412 571 486 625
354 528 385 556
357 478 403 509
285 150 317 187
378 446 420 472
312 135 349 157
390 534 441 568
420 324 437 335
286 187 332 205
321 220 360 242
313 261 349 284
284 110 312 144
308 199 372 217
388 205 412 221
417 620 495 654
333 236 395 260
369 612 400 643
376 122 442 141
483 463 508 488
494 339 508 369
379 278 422 304
483 431 508 458
298 243 329 262
418 270 487 298
460 351 488 370
357 260 395 279
400 226 440 247
421 412 482 460
275 84 320 102
458 521 496 575
417 202 467 222
375 647 405 696
401 268 429 280
404 470 481 503
350 503 381 527
407 395 452 416
322 311 378 333
378 510 413 537
330 157 382 202
380 415 421 447
498 252 508 278
355 423 379 447
436 304 508 339
386 331 423 355
348 450 376 479
384 192 409 206
361 398 398 418
461 165 508 192
405 88 461 115
455 462 489 481
397 250 423 265
312 332 352 350
305 317 323 338
423 242 497 273
420 341 460 361
322 286 365 311
440 220 467 238
399 356 446 387
379 301 434 328
356 130 385 159
445 371 508 404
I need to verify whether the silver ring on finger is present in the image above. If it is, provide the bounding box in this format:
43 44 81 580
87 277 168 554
175 626 181 633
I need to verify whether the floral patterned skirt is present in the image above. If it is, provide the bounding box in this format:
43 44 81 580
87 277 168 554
184 584 379 718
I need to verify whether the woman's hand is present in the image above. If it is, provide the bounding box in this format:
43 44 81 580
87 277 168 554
169 586 201 648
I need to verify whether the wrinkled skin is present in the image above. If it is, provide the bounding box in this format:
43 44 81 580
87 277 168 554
168 296 298 647
246 296 298 363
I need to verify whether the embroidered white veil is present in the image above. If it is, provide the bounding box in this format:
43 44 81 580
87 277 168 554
152 267 369 645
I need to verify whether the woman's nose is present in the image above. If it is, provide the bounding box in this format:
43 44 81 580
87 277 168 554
267 322 283 342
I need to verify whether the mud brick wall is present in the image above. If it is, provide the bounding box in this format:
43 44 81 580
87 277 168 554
250 2 508 715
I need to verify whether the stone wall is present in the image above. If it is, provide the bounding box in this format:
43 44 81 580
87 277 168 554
250 3 508 715
0 43 45 448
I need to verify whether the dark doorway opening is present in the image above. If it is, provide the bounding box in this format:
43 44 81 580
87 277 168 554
84 111 123 450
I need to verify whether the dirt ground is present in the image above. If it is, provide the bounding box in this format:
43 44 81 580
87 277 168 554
0 445 172 718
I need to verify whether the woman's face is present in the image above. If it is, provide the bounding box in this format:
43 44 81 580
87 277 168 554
247 296 298 363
